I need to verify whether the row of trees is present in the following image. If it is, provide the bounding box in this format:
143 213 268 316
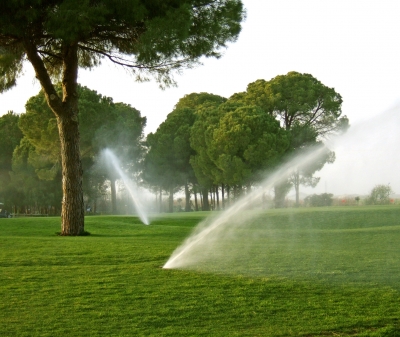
143 71 348 211
304 184 396 207
0 85 146 215
0 71 349 217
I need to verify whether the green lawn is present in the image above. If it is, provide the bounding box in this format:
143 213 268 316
0 206 399 336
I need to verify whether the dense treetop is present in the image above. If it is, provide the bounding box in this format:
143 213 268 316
0 0 245 90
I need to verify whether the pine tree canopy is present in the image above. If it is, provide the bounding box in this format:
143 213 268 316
0 0 245 91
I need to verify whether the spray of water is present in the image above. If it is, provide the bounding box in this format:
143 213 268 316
163 108 400 272
163 144 329 269
102 148 150 225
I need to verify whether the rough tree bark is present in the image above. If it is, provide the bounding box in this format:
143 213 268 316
25 41 85 235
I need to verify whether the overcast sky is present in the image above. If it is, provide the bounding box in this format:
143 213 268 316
1 0 399 196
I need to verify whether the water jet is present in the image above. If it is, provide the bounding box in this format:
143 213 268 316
101 148 150 225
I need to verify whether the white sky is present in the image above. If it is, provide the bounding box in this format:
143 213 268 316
1 0 399 196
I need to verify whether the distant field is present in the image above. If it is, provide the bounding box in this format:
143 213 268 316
0 206 399 336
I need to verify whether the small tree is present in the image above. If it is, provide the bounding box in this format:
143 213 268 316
238 72 349 207
366 184 393 205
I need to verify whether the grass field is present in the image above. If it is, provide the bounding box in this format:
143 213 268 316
1 206 399 336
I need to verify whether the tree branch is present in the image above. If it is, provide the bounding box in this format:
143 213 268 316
23 39 63 114
77 44 193 71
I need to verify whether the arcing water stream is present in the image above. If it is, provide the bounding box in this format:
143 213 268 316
102 148 150 225
163 145 330 269
164 107 400 272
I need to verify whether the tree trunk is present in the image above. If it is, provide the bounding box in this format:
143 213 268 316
221 184 225 210
110 177 117 214
25 40 84 235
202 187 210 211
159 187 163 213
168 186 174 213
184 182 191 212
57 111 85 235
194 190 199 211
216 185 220 210
294 170 300 207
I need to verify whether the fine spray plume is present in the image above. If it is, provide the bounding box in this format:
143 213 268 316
163 105 400 273
100 148 151 225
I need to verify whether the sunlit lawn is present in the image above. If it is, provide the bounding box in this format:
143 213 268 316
0 206 399 336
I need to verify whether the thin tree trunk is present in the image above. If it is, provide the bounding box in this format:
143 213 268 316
202 187 209 211
110 177 117 214
294 170 300 207
184 182 191 212
221 183 225 209
159 187 162 213
216 185 220 210
168 186 174 213
194 190 199 211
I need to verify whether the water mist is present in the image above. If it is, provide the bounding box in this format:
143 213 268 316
101 148 150 225
164 145 330 269
163 108 400 274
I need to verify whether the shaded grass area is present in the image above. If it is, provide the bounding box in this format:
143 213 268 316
0 207 399 336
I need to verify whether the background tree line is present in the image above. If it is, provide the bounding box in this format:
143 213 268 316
0 71 348 214
143 71 348 211
0 85 146 215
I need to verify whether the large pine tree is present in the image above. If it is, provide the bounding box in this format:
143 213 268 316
0 0 245 234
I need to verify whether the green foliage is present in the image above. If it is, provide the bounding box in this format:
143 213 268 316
0 111 23 172
244 72 347 135
209 104 289 185
9 138 62 211
1 207 400 336
0 0 245 89
366 184 394 205
10 85 146 211
0 111 24 207
305 193 334 207
233 72 347 205
0 49 24 92
143 106 197 208
0 0 245 232
186 94 229 189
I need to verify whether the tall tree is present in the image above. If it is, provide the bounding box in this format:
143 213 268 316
240 72 348 206
188 96 227 210
9 138 63 214
0 0 245 234
0 111 24 205
177 92 227 209
244 72 347 135
18 85 146 214
143 106 196 212
208 104 289 187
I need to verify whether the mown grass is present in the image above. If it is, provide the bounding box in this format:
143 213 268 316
0 206 399 336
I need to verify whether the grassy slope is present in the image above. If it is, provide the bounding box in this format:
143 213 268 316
0 206 399 336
